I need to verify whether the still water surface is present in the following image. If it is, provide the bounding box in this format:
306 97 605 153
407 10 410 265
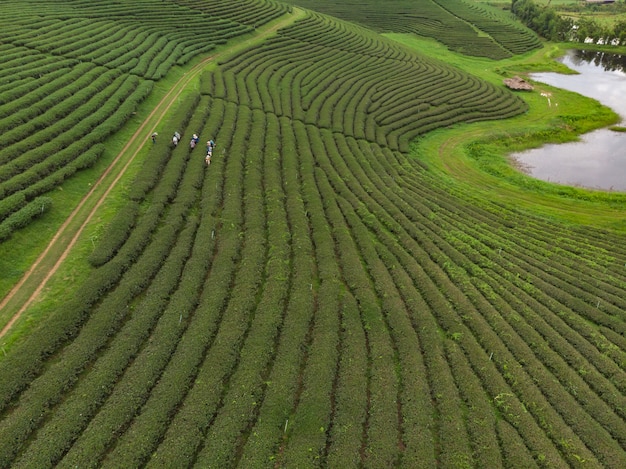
512 50 626 192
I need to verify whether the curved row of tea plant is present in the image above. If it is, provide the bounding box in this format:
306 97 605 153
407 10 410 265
431 0 541 55
2 6 626 468
3 93 626 466
0 62 152 240
174 0 290 27
325 132 626 466
282 0 540 59
214 12 527 152
0 0 289 240
0 0 288 78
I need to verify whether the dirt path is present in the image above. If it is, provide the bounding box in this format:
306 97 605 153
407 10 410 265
0 8 304 339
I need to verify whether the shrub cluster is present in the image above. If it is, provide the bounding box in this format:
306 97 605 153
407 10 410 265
0 196 52 241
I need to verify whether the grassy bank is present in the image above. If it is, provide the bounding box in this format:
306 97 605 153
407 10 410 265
386 34 626 232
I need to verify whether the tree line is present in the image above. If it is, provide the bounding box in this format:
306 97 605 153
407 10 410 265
511 0 626 45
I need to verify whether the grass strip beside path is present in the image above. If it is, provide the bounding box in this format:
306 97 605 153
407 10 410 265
0 8 305 343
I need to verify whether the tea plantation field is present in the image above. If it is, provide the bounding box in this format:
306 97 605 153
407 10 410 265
1 0 626 468
0 0 288 241
281 0 542 59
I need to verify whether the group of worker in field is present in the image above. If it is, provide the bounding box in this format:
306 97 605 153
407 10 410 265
205 138 215 165
150 131 215 166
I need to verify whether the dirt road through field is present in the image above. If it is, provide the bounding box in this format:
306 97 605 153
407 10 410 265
0 8 304 339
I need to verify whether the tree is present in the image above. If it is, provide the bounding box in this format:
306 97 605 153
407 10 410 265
614 19 626 45
575 17 601 42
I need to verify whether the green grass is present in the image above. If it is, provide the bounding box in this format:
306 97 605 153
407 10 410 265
384 34 572 82
560 11 626 32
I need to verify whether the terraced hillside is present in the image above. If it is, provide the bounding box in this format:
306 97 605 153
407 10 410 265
282 0 542 59
0 0 288 240
213 11 528 152
2 2 626 469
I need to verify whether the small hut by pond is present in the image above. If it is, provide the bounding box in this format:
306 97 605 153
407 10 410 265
503 76 534 91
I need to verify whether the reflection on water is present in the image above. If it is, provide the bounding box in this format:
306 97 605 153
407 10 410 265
511 49 626 192
574 49 626 74
514 131 626 191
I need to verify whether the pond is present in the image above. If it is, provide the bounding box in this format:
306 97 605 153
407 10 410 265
511 49 626 192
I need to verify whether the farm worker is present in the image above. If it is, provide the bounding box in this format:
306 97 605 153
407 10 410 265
151 132 158 144
207 139 215 152
192 134 199 144
205 149 212 166
190 138 196 149
172 135 178 146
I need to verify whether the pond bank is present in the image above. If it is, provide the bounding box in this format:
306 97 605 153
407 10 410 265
511 49 626 192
